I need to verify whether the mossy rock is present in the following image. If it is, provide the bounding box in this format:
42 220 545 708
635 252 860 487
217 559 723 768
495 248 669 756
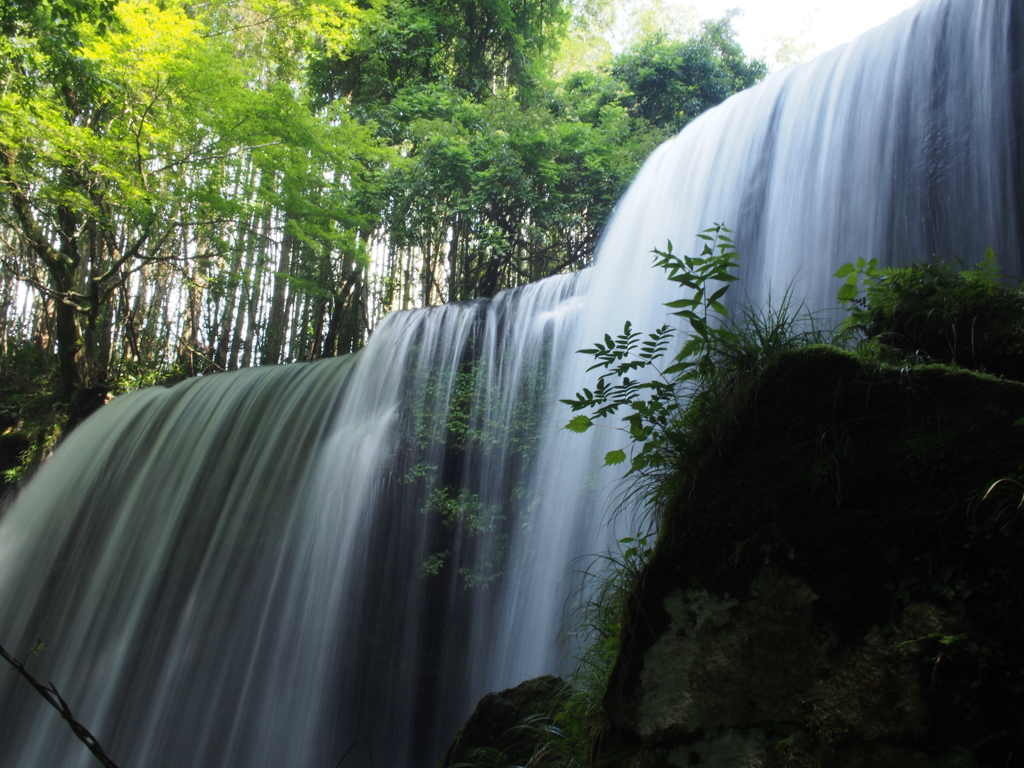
604 347 1024 767
437 675 570 767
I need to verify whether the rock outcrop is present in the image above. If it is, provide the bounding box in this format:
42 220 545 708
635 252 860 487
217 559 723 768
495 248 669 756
438 675 569 767
602 348 1024 767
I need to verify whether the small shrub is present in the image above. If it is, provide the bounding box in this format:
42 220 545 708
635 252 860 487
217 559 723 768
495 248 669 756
0 342 65 487
835 251 1024 379
554 227 828 765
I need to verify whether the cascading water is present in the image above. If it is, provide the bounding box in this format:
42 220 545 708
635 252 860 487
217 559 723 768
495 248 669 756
0 0 1021 765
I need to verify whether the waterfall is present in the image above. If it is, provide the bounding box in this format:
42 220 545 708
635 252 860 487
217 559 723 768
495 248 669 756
1 0 1020 765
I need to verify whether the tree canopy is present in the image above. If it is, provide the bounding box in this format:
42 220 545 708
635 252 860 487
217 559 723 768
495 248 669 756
0 0 765 462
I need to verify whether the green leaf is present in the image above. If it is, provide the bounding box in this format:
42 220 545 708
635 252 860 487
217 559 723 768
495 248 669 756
566 415 593 433
837 283 859 301
604 449 627 465
708 285 730 302
665 298 698 309
834 262 856 278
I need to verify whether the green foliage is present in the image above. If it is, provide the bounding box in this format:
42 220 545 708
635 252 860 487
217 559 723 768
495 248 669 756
834 256 885 307
552 227 799 764
564 227 833 532
110 358 185 396
410 352 549 589
551 230 839 765
0 0 117 93
309 0 569 108
1 0 768 409
611 19 767 133
0 343 66 486
564 533 653 756
546 247 1024 767
422 550 450 577
408 358 485 457
369 83 663 301
308 6 765 305
423 486 504 536
0 0 387 407
561 224 739 478
834 250 1024 379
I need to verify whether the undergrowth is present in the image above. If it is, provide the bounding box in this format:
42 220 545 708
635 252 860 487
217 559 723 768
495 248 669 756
0 341 65 489
835 251 1024 376
443 238 1024 767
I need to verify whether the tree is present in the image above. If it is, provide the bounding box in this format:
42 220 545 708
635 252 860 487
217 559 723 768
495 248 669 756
0 0 381 420
308 0 570 111
611 18 767 134
0 0 767 461
327 8 765 308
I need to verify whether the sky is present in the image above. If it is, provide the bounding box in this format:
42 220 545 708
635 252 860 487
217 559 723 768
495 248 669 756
707 0 923 67
623 0 926 70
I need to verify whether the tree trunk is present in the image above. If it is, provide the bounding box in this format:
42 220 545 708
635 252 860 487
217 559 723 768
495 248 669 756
447 217 460 302
261 228 294 365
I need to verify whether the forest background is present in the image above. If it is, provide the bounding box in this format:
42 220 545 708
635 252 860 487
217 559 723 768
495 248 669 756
0 0 767 480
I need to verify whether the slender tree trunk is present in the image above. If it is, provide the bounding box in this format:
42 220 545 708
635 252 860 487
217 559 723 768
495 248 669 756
178 241 204 376
342 272 364 354
284 287 299 362
447 217 460 302
261 228 293 365
228 256 252 371
421 241 433 307
215 245 244 369
402 246 414 310
241 263 261 369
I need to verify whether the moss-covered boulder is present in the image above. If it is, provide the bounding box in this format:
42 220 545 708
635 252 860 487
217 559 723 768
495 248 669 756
437 675 570 767
602 347 1024 767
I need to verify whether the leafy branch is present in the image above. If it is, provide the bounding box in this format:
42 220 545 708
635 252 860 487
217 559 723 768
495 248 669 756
561 224 739 475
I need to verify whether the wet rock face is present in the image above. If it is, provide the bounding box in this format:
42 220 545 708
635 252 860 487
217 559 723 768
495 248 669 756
606 568 978 767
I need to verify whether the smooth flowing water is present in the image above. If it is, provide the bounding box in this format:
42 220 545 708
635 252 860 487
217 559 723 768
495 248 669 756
1 0 1021 765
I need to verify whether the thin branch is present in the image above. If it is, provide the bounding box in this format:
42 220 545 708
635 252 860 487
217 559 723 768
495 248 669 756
179 342 225 372
0 258 89 308
0 641 123 768
153 141 285 175
201 7 291 38
133 80 173 192
333 736 374 767
1 149 65 274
